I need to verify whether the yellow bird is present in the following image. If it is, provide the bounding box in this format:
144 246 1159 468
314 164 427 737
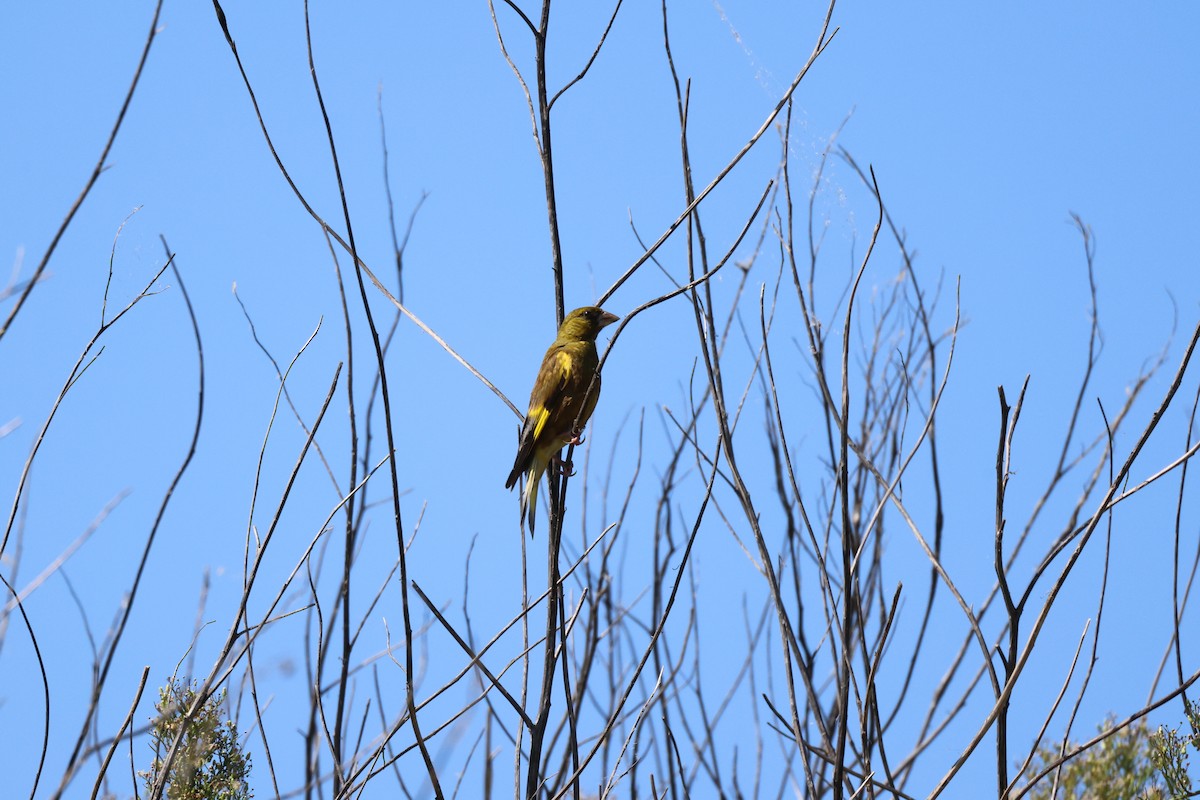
506 306 619 533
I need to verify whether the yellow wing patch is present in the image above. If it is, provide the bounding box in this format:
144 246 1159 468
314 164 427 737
530 405 552 441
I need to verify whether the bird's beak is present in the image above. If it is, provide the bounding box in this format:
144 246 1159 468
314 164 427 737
598 310 619 329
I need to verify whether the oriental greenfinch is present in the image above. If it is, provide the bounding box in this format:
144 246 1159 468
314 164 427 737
505 306 619 533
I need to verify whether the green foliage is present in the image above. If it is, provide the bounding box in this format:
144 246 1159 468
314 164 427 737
1026 717 1158 800
140 680 252 800
1147 698 1200 800
1024 705 1200 800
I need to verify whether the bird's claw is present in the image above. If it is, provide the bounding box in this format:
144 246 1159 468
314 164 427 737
553 454 577 478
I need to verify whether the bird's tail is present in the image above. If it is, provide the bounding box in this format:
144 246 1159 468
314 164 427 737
521 457 548 536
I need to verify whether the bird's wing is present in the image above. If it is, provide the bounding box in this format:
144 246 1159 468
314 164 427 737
506 347 577 488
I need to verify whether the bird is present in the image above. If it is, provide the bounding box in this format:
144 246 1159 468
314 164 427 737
506 306 619 534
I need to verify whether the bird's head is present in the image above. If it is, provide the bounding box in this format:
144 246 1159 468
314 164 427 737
558 306 619 342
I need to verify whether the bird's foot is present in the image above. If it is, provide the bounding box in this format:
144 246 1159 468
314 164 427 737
553 454 577 478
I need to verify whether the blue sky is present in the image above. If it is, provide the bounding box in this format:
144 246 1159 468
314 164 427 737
3 2 1200 797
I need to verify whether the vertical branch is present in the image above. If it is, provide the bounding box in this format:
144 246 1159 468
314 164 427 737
301 8 359 791
1165 379 1200 698
997 377 1028 796
993 385 1014 797
829 168 883 800
1 572 50 797
532 0 566 763
533 0 565 326
525 517 562 800
554 588 581 800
